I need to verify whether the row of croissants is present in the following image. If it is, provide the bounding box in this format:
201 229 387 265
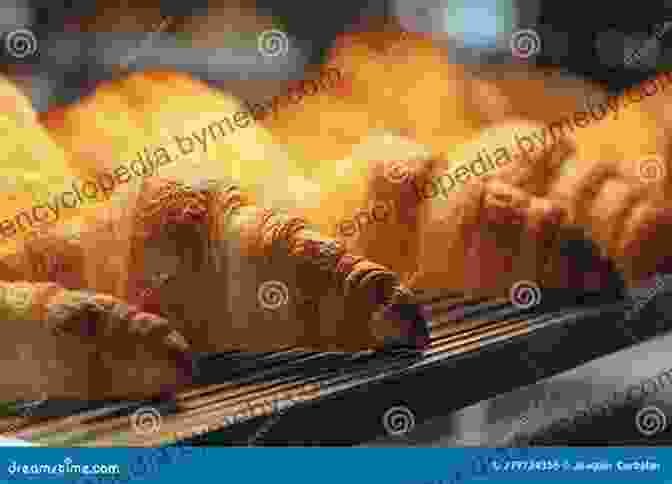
0 27 671 401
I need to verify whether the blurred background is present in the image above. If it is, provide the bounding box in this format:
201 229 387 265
2 0 672 112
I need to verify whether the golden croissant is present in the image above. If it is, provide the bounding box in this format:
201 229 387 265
0 76 430 402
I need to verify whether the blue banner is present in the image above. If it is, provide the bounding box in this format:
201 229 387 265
0 447 670 483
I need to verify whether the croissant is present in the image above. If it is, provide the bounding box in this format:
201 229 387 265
412 120 587 297
472 64 608 126
260 73 382 165
322 24 490 155
350 115 669 297
0 174 428 401
40 70 409 270
0 278 193 401
0 76 83 257
313 126 583 297
0 74 431 402
548 73 672 283
41 70 325 220
3 174 427 354
257 23 506 164
314 65 672 294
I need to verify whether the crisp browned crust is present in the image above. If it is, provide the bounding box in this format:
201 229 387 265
127 177 412 351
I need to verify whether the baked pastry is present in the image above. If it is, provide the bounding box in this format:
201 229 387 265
0 77 194 401
412 120 586 297
549 74 672 283
0 279 193 402
472 64 608 126
322 24 492 157
358 114 670 296
0 169 427 400
2 175 426 355
0 76 82 257
313 126 584 297
312 131 436 282
40 70 325 219
262 23 498 165
3 73 422 401
308 65 672 294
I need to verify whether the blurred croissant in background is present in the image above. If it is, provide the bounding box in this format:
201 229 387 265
2 16 672 401
40 62 671 300
0 71 430 401
261 23 671 295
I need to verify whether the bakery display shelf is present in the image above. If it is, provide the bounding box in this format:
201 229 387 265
1 287 667 446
